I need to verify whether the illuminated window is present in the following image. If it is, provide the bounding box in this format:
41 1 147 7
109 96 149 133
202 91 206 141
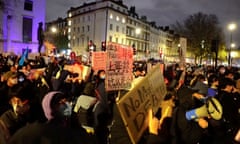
68 20 72 26
110 14 113 19
122 18 125 23
22 17 32 42
68 13 72 17
116 16 119 21
24 0 33 11
68 28 71 33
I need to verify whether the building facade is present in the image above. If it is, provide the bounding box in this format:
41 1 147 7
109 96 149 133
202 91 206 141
67 0 179 61
0 0 45 55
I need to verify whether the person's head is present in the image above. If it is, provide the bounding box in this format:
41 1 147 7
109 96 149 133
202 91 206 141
218 66 226 75
224 71 234 80
9 86 30 116
42 91 72 121
134 67 143 77
219 78 235 93
97 70 106 80
208 74 219 87
39 22 43 27
3 71 18 86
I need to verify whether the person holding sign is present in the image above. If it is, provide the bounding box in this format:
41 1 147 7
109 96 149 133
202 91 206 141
93 70 111 144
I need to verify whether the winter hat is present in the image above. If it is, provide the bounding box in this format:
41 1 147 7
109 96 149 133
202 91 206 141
42 91 65 120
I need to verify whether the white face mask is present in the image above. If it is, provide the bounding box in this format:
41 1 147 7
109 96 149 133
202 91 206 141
100 75 105 79
219 68 225 74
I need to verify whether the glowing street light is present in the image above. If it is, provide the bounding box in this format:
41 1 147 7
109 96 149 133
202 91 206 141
51 26 57 33
227 23 237 66
231 43 236 48
228 23 237 31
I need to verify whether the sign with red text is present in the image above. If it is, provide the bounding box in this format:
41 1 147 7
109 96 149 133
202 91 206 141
106 42 133 91
92 51 107 71
117 64 167 144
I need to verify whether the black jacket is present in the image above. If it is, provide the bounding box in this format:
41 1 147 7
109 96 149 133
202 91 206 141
9 120 96 144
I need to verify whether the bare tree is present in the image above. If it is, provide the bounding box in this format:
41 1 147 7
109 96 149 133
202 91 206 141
171 12 224 64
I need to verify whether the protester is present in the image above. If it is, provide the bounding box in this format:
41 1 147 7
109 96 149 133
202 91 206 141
0 71 18 115
216 78 240 143
93 70 111 144
8 91 96 144
0 85 31 143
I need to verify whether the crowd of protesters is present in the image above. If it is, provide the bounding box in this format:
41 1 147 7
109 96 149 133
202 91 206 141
0 52 240 144
145 63 240 144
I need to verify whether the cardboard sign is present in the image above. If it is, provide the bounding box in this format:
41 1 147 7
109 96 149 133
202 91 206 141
106 43 133 91
117 64 167 144
92 51 107 71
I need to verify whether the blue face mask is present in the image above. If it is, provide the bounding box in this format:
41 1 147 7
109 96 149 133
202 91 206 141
58 102 72 117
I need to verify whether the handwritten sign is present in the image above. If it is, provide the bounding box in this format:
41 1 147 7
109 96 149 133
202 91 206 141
92 52 107 71
106 43 133 91
117 64 167 144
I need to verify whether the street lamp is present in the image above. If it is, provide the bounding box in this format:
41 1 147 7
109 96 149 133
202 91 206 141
51 26 57 33
228 23 237 66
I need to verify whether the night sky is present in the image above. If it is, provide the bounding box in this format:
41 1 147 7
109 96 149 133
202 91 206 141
46 0 240 46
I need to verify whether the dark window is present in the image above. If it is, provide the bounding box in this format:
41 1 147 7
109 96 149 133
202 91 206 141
24 0 33 11
22 17 32 42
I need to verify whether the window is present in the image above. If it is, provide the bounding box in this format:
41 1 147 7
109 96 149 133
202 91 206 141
82 38 84 46
110 14 113 19
22 17 32 42
88 16 90 21
77 38 80 46
87 37 89 45
82 26 84 32
82 16 85 22
110 24 113 30
87 25 90 32
68 20 71 26
109 36 112 42
116 26 119 32
24 0 33 11
122 27 125 34
116 37 118 43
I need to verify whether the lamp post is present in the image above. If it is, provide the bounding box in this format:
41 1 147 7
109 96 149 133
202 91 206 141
228 23 236 66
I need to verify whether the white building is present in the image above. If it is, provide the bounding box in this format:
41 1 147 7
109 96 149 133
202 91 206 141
68 0 128 56
0 0 46 55
67 0 177 61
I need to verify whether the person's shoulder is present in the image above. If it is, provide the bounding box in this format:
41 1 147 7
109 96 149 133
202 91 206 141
8 122 44 144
